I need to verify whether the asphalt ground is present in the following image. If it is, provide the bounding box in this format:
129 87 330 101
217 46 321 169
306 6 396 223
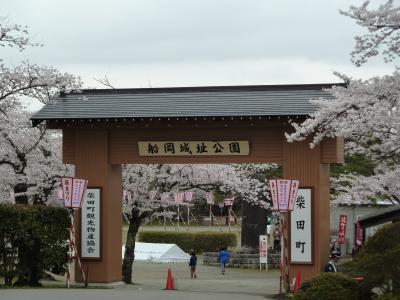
131 260 279 295
0 261 280 300
0 289 276 300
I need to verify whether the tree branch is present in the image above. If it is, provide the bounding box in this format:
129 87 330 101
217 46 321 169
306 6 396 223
93 75 115 89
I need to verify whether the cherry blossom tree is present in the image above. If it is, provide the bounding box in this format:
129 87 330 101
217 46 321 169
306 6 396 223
340 0 400 66
287 1 400 205
0 104 71 204
0 16 41 51
121 163 277 283
0 61 82 112
0 17 79 203
232 163 280 208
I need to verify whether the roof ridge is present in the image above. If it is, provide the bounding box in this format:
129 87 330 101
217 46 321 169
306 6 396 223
74 83 345 95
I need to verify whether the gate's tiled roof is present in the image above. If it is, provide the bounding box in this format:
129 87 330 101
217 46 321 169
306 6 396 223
31 83 343 124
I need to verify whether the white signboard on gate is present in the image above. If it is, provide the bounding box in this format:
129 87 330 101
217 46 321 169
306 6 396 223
290 188 312 264
81 188 101 259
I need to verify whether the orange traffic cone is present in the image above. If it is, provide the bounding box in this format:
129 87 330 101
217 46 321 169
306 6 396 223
293 271 301 292
164 268 175 290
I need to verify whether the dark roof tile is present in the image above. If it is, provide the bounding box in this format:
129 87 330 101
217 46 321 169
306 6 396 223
31 83 342 121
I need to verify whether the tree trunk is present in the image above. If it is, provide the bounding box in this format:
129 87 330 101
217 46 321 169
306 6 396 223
2 243 13 286
122 209 141 284
14 183 29 204
14 240 42 286
241 201 268 249
393 276 400 295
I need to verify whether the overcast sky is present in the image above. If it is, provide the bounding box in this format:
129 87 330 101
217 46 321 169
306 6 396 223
2 0 396 94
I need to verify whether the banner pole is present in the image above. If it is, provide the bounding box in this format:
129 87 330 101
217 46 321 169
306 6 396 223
280 212 285 295
280 211 290 294
266 235 268 272
67 209 74 288
164 207 166 231
228 206 231 232
209 205 212 226
187 205 190 230
177 205 180 230
284 212 289 293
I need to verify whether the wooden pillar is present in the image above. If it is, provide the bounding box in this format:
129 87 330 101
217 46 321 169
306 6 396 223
283 139 331 283
73 129 122 283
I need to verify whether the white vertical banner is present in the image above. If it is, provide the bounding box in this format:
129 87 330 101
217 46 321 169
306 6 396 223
269 180 278 210
71 178 88 208
62 177 73 208
277 179 291 211
184 191 194 202
259 235 268 270
174 192 185 204
81 188 101 259
269 179 299 212
288 180 299 211
290 188 312 264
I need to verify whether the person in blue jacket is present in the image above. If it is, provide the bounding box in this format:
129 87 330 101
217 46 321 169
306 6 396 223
218 247 230 275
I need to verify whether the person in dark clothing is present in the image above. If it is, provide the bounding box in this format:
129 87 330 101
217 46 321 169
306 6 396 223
189 251 197 278
324 253 339 272
351 242 361 259
274 230 281 252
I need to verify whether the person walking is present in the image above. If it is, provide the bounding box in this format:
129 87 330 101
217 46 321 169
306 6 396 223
218 247 230 275
189 251 197 279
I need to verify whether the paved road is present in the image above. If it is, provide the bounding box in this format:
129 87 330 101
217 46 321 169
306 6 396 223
132 261 279 295
0 261 280 300
0 289 274 300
